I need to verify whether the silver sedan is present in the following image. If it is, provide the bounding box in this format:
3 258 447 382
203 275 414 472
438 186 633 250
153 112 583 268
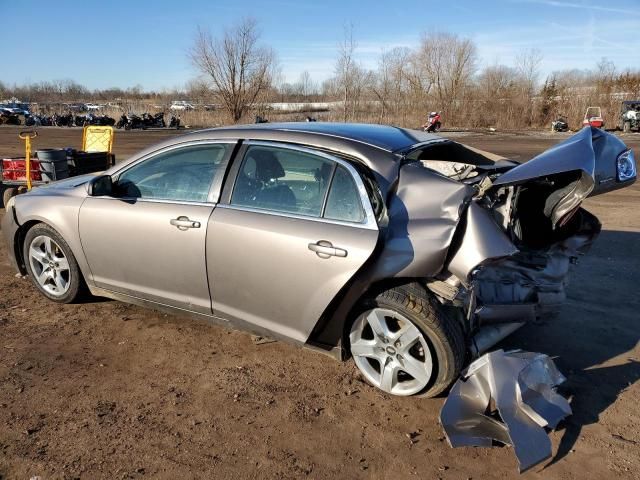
2 123 636 396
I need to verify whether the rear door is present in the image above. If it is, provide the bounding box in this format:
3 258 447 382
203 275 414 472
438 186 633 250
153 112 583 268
79 141 234 313
207 142 379 343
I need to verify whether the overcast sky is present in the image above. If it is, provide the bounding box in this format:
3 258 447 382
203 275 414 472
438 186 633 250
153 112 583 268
2 0 639 90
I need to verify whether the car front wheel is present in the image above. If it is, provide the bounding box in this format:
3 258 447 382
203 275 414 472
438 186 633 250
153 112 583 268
23 223 84 303
349 283 466 397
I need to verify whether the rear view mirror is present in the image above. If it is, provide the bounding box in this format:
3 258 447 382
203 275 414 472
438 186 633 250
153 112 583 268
88 174 113 196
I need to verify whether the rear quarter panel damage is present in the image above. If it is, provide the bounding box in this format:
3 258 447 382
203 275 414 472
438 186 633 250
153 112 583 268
369 161 474 281
308 161 475 351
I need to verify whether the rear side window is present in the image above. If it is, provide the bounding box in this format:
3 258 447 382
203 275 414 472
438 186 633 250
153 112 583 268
231 144 368 225
231 145 334 217
324 165 365 223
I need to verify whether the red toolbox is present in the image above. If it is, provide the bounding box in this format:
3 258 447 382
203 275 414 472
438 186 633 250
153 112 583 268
1 158 43 182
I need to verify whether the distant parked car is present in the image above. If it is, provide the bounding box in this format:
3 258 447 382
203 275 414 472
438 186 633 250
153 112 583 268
551 116 569 132
170 100 195 111
85 103 104 111
2 123 636 397
0 103 30 116
68 103 86 113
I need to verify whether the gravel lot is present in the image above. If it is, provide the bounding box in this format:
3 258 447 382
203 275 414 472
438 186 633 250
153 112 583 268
1 126 638 479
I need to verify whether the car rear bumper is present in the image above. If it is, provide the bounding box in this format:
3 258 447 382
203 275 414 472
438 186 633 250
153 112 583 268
1 205 21 273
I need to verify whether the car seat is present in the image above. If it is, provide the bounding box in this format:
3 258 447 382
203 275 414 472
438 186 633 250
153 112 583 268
252 150 297 211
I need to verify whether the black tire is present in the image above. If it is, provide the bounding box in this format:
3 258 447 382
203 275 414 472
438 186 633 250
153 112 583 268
23 223 85 303
3 187 18 208
353 283 466 397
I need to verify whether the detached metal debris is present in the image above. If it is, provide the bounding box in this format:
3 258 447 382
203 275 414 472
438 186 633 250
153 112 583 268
440 349 571 473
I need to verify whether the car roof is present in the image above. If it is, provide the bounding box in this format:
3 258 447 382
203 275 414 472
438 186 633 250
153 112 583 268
112 123 448 189
196 122 441 153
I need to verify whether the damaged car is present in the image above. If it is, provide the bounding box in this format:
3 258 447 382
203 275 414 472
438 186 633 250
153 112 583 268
2 123 636 397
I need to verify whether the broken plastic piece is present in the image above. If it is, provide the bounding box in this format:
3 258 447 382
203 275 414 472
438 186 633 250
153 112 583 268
440 349 571 473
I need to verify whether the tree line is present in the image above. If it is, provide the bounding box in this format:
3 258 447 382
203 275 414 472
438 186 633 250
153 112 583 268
3 18 640 129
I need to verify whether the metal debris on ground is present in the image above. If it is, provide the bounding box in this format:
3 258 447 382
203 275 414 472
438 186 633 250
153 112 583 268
440 349 571 473
250 335 276 345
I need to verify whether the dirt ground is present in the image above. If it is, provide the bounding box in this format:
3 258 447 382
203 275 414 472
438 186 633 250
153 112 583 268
0 126 638 479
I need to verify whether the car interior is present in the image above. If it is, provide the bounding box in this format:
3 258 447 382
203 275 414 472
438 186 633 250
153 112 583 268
232 146 335 217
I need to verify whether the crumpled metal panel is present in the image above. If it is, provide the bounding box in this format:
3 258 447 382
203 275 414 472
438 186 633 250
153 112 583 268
492 126 632 197
473 208 601 317
440 349 571 473
447 202 519 283
370 161 473 280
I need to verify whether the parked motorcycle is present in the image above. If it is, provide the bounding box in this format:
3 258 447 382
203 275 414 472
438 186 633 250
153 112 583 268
39 115 54 126
423 112 442 132
116 113 144 130
52 113 75 127
0 109 22 125
76 114 116 127
142 112 165 128
24 114 42 127
169 115 181 129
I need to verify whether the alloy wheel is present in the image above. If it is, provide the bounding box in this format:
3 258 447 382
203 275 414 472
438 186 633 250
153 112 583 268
349 308 434 396
28 235 71 297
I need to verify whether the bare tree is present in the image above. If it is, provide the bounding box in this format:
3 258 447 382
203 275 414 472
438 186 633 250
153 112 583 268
335 24 357 121
515 48 543 125
515 49 543 95
414 32 477 123
296 70 317 98
332 24 377 122
373 48 412 124
476 64 519 127
189 18 277 122
185 78 212 105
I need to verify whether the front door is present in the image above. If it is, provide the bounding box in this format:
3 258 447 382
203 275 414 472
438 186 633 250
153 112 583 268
79 142 232 313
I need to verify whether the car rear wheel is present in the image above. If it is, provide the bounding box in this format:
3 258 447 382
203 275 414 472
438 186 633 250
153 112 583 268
23 223 84 303
349 283 465 397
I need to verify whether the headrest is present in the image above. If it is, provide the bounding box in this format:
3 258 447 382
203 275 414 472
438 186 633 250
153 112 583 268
251 150 285 181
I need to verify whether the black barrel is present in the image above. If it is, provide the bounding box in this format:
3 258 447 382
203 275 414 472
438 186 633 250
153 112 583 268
36 149 69 181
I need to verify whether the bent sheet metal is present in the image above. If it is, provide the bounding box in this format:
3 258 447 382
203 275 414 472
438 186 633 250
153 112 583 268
440 349 571 473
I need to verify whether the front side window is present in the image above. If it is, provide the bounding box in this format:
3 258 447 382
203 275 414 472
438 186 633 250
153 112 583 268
116 144 229 202
231 145 335 217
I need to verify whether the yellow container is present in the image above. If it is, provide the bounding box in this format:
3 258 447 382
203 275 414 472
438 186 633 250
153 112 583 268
82 126 114 153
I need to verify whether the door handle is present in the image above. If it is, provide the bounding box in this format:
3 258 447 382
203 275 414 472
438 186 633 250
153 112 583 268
308 240 348 258
170 216 201 230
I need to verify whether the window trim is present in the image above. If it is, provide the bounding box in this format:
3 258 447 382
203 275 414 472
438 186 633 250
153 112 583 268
110 140 237 205
224 140 378 230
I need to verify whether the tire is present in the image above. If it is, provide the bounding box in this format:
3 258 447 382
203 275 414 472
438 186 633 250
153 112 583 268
623 121 631 133
3 187 18 208
23 223 85 303
349 283 466 397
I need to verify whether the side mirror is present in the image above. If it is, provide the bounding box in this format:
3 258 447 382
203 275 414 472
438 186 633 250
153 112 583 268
88 174 113 196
